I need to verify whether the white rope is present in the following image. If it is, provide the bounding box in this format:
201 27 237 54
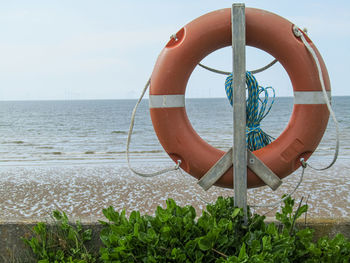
126 78 181 177
250 160 306 208
198 59 278 75
293 25 339 171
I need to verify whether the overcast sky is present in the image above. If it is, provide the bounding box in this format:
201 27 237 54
0 0 349 100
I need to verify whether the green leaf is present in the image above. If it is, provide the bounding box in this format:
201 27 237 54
262 236 272 251
198 236 212 251
33 222 47 235
232 208 242 219
133 222 140 236
52 210 63 220
266 223 278 236
294 204 308 220
156 206 171 223
102 206 120 223
238 243 247 260
82 229 92 242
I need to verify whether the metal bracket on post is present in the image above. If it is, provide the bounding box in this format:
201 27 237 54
198 148 282 191
232 3 247 222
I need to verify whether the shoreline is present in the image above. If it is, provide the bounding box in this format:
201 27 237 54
1 162 349 221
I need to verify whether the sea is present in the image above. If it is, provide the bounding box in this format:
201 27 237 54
0 97 349 220
0 97 349 167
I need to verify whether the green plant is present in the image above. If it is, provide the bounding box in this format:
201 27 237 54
22 196 350 262
22 210 95 263
99 196 350 262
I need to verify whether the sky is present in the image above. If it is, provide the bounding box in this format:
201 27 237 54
0 0 349 100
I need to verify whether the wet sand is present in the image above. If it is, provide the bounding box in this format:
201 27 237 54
0 161 349 221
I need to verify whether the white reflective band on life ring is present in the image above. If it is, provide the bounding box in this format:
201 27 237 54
149 95 185 108
294 91 331 104
149 91 331 108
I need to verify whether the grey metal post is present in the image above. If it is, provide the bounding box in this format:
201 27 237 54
232 4 247 222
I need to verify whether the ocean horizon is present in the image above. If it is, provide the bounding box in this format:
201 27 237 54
1 96 349 167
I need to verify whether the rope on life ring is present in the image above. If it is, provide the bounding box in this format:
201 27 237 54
225 71 275 151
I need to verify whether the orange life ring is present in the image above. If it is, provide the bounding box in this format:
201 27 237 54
149 8 330 189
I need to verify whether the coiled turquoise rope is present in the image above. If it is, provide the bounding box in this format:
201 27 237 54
225 72 275 151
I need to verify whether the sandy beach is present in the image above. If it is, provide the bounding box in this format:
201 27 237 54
1 161 349 221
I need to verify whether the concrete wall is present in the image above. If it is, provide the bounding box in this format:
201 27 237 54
1 218 349 262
